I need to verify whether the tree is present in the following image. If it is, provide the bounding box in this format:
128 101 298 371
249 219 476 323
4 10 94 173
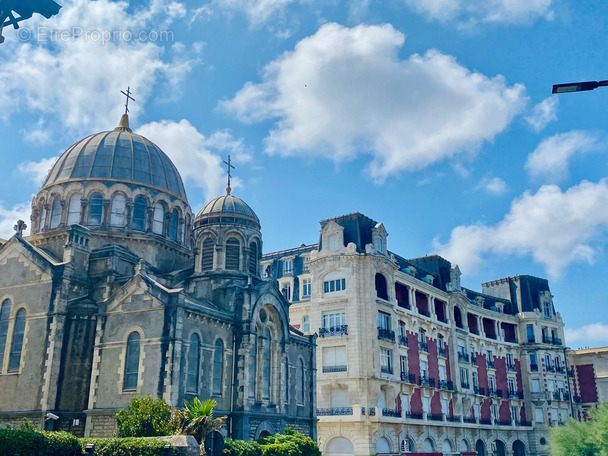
115 396 173 437
173 397 226 444
550 403 608 456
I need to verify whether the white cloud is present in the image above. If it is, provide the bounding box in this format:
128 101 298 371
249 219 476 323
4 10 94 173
404 0 554 25
17 156 59 187
525 131 598 183
221 23 527 183
195 0 296 27
525 97 559 132
565 323 608 344
434 180 608 277
477 176 509 195
0 202 32 240
0 0 198 137
138 120 249 202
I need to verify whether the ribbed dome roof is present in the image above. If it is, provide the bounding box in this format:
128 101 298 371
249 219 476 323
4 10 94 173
195 194 260 229
41 115 187 202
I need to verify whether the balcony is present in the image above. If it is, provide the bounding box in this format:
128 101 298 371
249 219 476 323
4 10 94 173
419 376 436 388
507 363 516 372
531 392 546 401
463 417 476 424
461 381 470 390
438 346 446 357
439 380 454 390
378 327 395 342
405 411 423 420
470 354 477 364
319 325 348 338
508 391 524 400
474 386 485 395
428 413 444 421
562 391 570 401
419 340 429 352
530 363 539 372
488 388 501 398
546 365 556 373
380 365 393 375
574 396 582 403
504 336 518 344
556 365 565 374
542 335 562 346
323 365 347 373
398 334 408 346
446 415 461 422
487 359 495 369
317 407 353 416
437 316 449 324
479 418 492 425
553 391 561 400
382 408 402 418
519 420 532 427
458 352 470 363
497 419 512 426
401 372 417 384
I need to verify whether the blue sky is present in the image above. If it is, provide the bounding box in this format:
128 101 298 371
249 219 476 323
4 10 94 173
1 0 608 348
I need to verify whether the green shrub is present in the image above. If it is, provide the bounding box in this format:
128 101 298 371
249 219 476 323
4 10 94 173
260 442 299 456
222 438 262 456
115 396 173 437
79 437 170 456
258 428 320 456
0 429 46 456
0 429 81 456
43 431 82 456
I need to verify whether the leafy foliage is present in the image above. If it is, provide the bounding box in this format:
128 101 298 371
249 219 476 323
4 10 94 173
79 437 171 456
0 429 81 456
115 395 174 437
173 397 226 444
257 428 320 456
550 403 608 456
222 438 262 456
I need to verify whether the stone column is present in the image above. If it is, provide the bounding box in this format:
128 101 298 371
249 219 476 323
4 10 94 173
79 198 88 225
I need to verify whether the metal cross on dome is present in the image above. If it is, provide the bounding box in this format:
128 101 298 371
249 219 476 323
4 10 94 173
223 155 235 195
120 86 135 114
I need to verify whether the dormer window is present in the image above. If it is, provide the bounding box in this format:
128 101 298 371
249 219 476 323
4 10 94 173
377 237 383 253
284 260 293 274
328 234 338 251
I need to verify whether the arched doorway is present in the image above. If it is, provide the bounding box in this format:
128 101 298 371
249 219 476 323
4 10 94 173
376 437 390 454
513 440 526 456
325 437 354 456
422 438 434 452
254 421 275 439
476 439 486 456
493 440 506 456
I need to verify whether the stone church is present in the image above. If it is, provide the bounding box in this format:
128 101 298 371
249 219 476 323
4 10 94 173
0 114 317 439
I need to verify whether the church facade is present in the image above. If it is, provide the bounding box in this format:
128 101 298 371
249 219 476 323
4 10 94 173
0 114 316 440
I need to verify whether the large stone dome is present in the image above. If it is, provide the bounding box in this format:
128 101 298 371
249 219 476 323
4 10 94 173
195 194 260 229
41 115 187 203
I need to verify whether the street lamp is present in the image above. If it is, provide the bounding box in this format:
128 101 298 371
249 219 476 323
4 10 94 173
552 80 608 94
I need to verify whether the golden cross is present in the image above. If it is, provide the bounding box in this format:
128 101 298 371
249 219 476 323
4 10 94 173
223 155 235 195
120 86 136 114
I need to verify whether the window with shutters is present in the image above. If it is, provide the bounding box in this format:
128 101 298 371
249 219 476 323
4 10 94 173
132 197 147 231
212 339 224 395
67 194 82 225
110 194 126 227
249 242 258 274
88 193 103 226
322 345 347 372
225 238 240 270
201 238 214 271
187 333 200 394
123 332 140 391
49 197 62 228
0 299 11 371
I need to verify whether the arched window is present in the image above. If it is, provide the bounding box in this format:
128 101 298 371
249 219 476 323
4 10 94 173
0 299 11 368
476 439 486 456
132 197 147 231
262 328 272 399
296 359 305 404
201 238 214 271
225 238 240 270
88 193 103 226
110 194 126 227
49 197 62 228
249 241 258 274
212 339 224 395
153 203 165 234
454 307 464 329
123 332 140 391
187 333 200 394
8 309 26 372
375 273 388 300
512 440 526 456
67 195 82 225
169 209 179 240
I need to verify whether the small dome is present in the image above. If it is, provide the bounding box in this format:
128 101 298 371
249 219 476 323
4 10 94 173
195 194 260 229
41 115 187 202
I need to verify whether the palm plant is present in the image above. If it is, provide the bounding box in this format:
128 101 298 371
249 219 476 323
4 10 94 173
173 397 226 444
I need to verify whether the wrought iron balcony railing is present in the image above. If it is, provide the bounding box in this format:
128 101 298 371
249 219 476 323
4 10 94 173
419 376 436 388
405 411 423 420
463 416 476 424
438 346 446 357
319 325 348 337
398 334 408 346
401 372 416 384
323 365 347 373
479 418 492 425
530 363 539 372
381 408 402 418
458 352 469 363
439 380 454 390
419 340 429 352
474 386 485 395
378 327 395 342
446 415 461 422
428 413 443 421
487 359 495 369
317 407 353 416
488 388 502 398
380 365 393 375
507 363 516 372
